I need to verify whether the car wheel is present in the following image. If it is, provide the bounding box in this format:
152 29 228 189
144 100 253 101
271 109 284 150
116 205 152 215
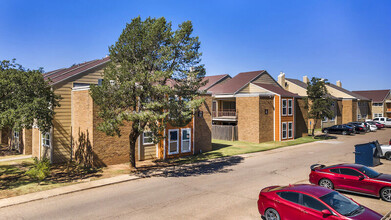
385 152 391 161
380 187 391 202
342 131 347 135
319 178 334 189
324 129 328 134
264 208 280 220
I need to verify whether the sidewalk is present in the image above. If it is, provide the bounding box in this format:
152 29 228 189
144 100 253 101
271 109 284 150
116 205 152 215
0 155 31 162
0 174 140 209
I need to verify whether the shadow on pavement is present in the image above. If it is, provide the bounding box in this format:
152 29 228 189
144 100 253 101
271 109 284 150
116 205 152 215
135 156 244 178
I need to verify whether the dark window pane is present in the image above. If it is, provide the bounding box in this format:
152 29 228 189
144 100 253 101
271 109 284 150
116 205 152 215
340 168 361 177
277 192 300 204
330 168 340 174
302 194 328 211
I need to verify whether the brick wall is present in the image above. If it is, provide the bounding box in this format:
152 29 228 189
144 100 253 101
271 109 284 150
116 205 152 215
295 98 308 137
194 94 212 153
22 129 32 155
342 99 357 124
32 128 40 158
259 97 274 142
237 96 260 143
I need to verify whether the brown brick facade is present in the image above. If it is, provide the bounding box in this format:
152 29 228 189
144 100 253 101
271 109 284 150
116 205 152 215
194 94 212 153
237 96 260 143
342 99 358 124
22 129 32 155
259 97 274 142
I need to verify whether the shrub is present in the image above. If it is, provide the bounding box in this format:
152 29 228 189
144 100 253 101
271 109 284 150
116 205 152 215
25 157 51 184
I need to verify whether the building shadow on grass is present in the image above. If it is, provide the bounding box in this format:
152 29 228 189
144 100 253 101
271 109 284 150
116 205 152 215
211 142 233 151
135 154 244 178
314 134 338 140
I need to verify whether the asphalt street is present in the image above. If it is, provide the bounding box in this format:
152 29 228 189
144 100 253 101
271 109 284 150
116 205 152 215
1 129 391 220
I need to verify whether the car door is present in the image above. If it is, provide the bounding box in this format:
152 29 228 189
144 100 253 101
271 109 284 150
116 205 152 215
299 193 340 220
328 168 344 189
339 168 369 193
330 125 338 134
275 192 303 220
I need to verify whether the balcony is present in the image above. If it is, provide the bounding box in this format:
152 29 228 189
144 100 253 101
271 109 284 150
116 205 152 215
387 108 391 113
212 109 237 121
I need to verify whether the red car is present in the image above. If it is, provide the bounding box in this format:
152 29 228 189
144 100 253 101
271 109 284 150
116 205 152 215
309 164 391 202
257 184 382 220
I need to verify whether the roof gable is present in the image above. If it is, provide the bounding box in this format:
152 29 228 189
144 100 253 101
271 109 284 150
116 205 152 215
252 83 301 97
209 70 280 95
200 74 231 91
352 90 390 103
45 57 110 85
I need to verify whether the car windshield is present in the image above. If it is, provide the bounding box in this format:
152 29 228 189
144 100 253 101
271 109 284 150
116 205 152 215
359 166 381 178
320 192 360 216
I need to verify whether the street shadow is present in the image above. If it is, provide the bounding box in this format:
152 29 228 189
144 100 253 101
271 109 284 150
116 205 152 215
314 134 337 140
135 155 244 178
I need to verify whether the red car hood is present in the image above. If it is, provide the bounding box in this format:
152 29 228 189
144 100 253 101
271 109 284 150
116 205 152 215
350 207 383 220
374 174 391 182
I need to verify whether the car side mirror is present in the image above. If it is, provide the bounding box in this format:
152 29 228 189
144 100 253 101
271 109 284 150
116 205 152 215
322 209 332 217
358 175 365 180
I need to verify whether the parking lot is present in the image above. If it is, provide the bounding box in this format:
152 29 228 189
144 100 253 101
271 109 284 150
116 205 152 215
1 128 391 219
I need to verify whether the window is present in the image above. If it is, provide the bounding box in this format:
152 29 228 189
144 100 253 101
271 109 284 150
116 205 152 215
288 122 293 138
282 122 287 139
302 194 329 212
362 114 367 119
374 113 383 118
373 103 383 107
357 114 361 120
143 131 153 145
98 79 103 86
13 131 19 139
288 99 293 116
168 129 179 154
73 83 90 87
181 128 191 153
330 168 340 174
282 99 287 116
42 132 50 148
340 168 361 177
277 192 300 204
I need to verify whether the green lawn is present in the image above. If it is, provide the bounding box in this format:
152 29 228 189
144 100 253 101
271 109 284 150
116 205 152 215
172 136 329 164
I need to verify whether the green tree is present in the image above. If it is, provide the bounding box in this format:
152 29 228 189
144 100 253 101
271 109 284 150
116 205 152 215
90 17 206 169
0 60 61 142
305 77 334 136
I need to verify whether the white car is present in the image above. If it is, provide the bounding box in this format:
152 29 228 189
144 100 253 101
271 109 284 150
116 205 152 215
373 117 391 127
380 144 391 160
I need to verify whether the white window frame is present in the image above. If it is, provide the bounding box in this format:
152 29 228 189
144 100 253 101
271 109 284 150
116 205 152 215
282 122 287 140
142 131 153 145
288 99 293 116
42 132 51 148
181 128 191 153
168 129 179 155
288 122 293 138
282 99 287 116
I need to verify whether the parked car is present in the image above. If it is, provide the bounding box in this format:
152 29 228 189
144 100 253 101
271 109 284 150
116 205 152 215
322 125 354 135
352 122 373 132
373 117 391 128
346 123 364 134
309 163 391 202
257 184 382 220
380 144 391 160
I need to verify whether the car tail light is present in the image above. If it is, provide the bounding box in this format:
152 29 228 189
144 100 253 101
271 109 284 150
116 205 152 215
349 129 352 131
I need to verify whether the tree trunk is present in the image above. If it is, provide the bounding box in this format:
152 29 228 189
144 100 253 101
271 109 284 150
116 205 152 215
128 132 139 169
312 119 317 137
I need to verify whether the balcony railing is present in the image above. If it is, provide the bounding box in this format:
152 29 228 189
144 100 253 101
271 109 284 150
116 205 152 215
212 109 237 117
387 108 391 112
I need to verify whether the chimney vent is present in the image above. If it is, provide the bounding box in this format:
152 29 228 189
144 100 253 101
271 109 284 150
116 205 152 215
278 72 286 88
336 80 342 87
303 76 309 84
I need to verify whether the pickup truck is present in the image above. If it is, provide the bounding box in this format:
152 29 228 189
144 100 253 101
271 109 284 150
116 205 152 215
380 144 391 160
373 117 391 127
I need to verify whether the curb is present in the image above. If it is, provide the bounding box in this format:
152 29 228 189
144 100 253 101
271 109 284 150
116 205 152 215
0 174 141 209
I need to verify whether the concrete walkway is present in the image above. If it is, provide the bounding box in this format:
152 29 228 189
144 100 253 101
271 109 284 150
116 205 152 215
0 155 31 162
0 174 140 209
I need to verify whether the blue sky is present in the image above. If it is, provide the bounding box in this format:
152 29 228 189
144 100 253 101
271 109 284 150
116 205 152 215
1 0 390 90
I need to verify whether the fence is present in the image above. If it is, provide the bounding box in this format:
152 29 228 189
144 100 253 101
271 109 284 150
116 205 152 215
212 125 238 141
